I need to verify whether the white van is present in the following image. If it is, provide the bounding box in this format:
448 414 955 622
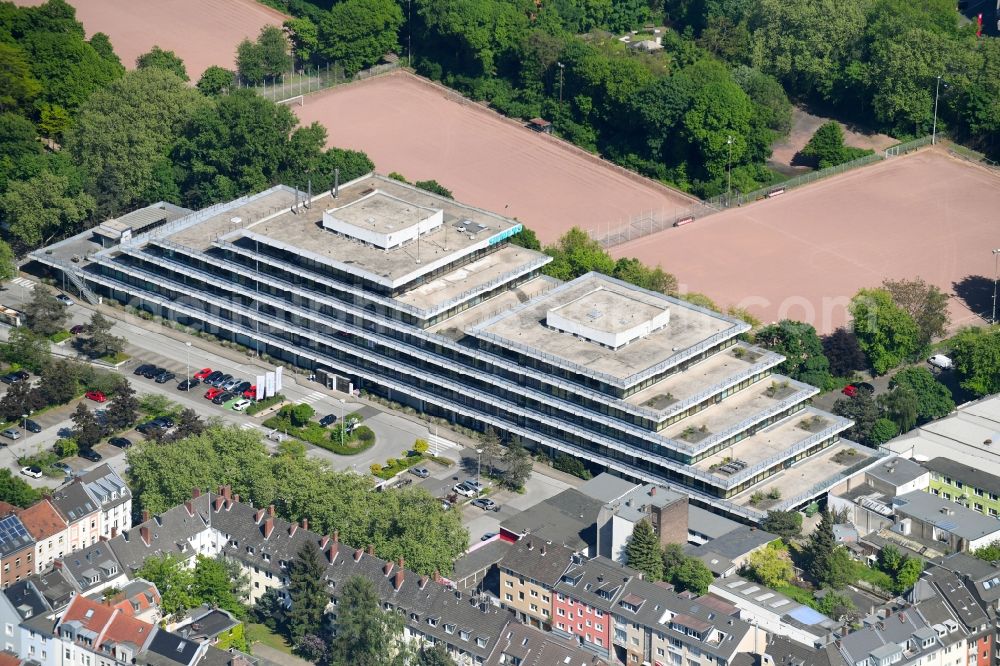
928 354 954 370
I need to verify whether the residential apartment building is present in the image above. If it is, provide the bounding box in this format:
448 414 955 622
0 515 35 589
17 501 68 573
553 556 636 659
76 467 131 540
925 458 1000 518
50 484 99 554
55 594 156 666
892 492 1000 553
498 538 574 630
33 175 883 522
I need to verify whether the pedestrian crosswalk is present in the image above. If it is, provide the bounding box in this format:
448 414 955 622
240 423 261 431
301 391 326 405
11 278 34 290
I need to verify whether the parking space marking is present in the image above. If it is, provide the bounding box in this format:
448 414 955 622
11 278 35 289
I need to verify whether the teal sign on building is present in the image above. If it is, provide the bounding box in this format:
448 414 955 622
488 224 523 245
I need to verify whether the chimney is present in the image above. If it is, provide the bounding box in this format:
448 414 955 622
254 508 265 523
232 494 240 504
217 485 225 495
433 570 442 583
53 560 63 570
99 535 108 543
418 575 428 590
184 501 194 517
301 518 308 531
353 548 363 562
192 488 201 499
649 486 657 496
397 556 404 568
223 486 231 500
213 497 224 512
289 523 297 537
383 561 394 576
367 544 375 556
333 530 339 543
327 543 339 563
141 510 150 523
268 505 275 517
320 535 330 549
263 518 274 539
393 570 404 591
140 525 150 546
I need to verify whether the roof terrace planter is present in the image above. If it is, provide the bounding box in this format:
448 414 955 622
641 392 677 410
764 380 797 400
797 415 830 433
680 424 711 443
730 346 763 363
831 447 861 465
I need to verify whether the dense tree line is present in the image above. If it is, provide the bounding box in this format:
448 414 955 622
0 0 373 255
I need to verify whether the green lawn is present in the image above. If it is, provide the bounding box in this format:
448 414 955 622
247 623 294 655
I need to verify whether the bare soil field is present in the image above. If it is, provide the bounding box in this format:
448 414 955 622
14 0 287 79
769 107 896 176
295 71 700 244
613 147 999 334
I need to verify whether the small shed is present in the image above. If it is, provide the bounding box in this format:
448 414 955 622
528 118 552 134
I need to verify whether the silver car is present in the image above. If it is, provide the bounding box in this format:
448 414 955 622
2 428 21 441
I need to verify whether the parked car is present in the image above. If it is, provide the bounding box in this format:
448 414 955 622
471 497 499 512
212 392 234 405
13 370 29 382
1 370 28 384
134 363 155 376
233 381 252 395
409 466 430 478
439 500 452 511
20 466 42 479
152 416 175 429
136 421 162 435
243 386 257 400
319 414 338 427
56 294 73 305
480 532 498 541
108 437 132 449
0 373 18 385
465 479 486 493
856 382 876 395
452 483 476 498
154 370 176 384
2 428 21 440
85 390 107 403
232 399 252 412
140 366 163 379
79 449 102 462
204 387 223 400
24 419 41 433
70 324 91 335
221 377 242 391
193 368 213 380
213 374 233 388
205 370 224 385
177 378 200 391
929 354 954 370
841 385 858 398
52 461 73 475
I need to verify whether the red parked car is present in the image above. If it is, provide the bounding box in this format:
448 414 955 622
841 385 858 398
242 385 257 400
85 390 107 403
193 367 213 380
204 387 223 400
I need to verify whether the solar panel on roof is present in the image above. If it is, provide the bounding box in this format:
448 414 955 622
0 515 30 547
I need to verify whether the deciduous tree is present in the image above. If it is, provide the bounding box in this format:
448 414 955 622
0 171 95 249
833 391 880 447
136 46 189 81
823 327 867 377
502 439 533 490
71 402 103 448
3 327 51 373
755 320 832 389
136 554 196 618
878 386 919 433
889 367 954 423
0 469 42 508
746 544 794 587
761 510 802 539
849 288 921 374
950 326 1000 397
105 379 139 431
319 0 403 76
196 66 235 96
882 278 950 348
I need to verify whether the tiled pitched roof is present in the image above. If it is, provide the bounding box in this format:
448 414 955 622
17 500 67 541
0 651 21 666
58 594 115 633
100 612 154 650
78 465 131 510
60 541 124 593
109 495 212 572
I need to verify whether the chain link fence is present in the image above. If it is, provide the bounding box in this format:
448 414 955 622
236 61 401 102
596 134 935 249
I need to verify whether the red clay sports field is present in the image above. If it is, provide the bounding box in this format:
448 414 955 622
613 147 1000 334
13 0 287 79
296 72 700 244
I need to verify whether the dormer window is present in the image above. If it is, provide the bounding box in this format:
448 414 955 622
262 554 271 562
476 637 487 648
427 618 438 627
246 546 254 555
460 630 470 641
444 624 455 635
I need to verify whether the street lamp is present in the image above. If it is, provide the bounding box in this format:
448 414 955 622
476 448 482 496
932 76 948 145
339 398 346 447
556 62 565 107
992 248 1000 324
21 414 27 432
184 341 191 384
726 135 734 205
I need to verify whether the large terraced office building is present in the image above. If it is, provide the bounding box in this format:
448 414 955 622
34 175 884 521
